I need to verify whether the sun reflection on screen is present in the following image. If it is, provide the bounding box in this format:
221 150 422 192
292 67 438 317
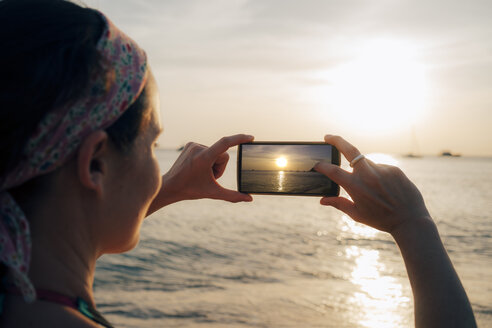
276 157 288 168
278 170 285 191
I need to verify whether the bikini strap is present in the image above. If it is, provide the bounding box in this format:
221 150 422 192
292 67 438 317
2 286 114 328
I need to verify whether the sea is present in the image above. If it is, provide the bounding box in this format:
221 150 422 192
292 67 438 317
94 150 492 328
240 170 333 195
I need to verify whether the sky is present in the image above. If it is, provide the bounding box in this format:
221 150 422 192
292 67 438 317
85 0 492 156
241 144 333 171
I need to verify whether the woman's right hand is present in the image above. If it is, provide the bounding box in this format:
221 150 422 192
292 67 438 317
316 135 477 327
315 134 432 234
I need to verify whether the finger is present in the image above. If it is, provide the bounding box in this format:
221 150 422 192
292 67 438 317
314 162 352 187
320 196 358 218
211 186 253 203
208 134 254 158
324 135 362 163
213 152 229 179
181 142 207 158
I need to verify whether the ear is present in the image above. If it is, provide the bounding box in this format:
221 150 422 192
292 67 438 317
77 130 110 195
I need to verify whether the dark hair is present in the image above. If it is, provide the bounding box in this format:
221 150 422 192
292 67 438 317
0 0 147 181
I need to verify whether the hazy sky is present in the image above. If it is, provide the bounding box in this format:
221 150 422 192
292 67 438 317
241 144 333 171
85 0 492 156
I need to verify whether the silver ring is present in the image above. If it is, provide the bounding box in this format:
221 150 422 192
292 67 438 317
350 154 365 168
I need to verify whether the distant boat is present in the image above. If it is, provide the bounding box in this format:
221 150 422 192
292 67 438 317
404 126 422 158
177 145 185 151
404 153 422 158
440 151 461 157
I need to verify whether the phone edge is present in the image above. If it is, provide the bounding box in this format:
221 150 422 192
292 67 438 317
237 144 243 193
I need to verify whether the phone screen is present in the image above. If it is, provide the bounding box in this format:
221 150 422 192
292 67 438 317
237 142 340 196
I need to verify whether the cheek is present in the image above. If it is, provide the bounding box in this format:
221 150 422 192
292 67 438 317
108 156 160 253
141 156 162 205
147 156 162 200
97 148 162 254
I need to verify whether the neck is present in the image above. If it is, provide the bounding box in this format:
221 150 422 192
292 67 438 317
28 229 97 307
18 174 100 308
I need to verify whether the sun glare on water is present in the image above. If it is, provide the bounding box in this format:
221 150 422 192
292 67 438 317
321 39 429 134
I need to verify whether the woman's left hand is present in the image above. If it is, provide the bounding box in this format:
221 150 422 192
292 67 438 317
147 134 254 215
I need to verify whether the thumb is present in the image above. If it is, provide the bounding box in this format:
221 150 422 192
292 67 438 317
212 186 253 203
320 196 357 218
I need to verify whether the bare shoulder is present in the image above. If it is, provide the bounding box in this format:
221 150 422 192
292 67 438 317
1 296 102 328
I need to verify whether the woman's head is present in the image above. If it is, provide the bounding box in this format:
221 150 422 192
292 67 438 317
0 0 104 179
0 0 162 300
0 0 151 179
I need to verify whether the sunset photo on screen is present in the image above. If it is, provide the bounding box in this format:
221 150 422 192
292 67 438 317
240 144 333 195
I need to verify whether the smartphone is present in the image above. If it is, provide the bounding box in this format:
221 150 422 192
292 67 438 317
237 142 340 196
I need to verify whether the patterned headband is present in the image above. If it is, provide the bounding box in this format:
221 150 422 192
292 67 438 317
0 11 148 302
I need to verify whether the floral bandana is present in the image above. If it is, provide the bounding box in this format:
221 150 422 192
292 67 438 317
0 12 147 302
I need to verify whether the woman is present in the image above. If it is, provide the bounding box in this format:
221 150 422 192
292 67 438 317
0 1 251 326
0 0 476 327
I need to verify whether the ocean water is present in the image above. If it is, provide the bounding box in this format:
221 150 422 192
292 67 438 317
94 150 492 328
240 170 332 194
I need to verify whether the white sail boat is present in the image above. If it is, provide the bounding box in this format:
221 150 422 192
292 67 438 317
404 126 422 158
